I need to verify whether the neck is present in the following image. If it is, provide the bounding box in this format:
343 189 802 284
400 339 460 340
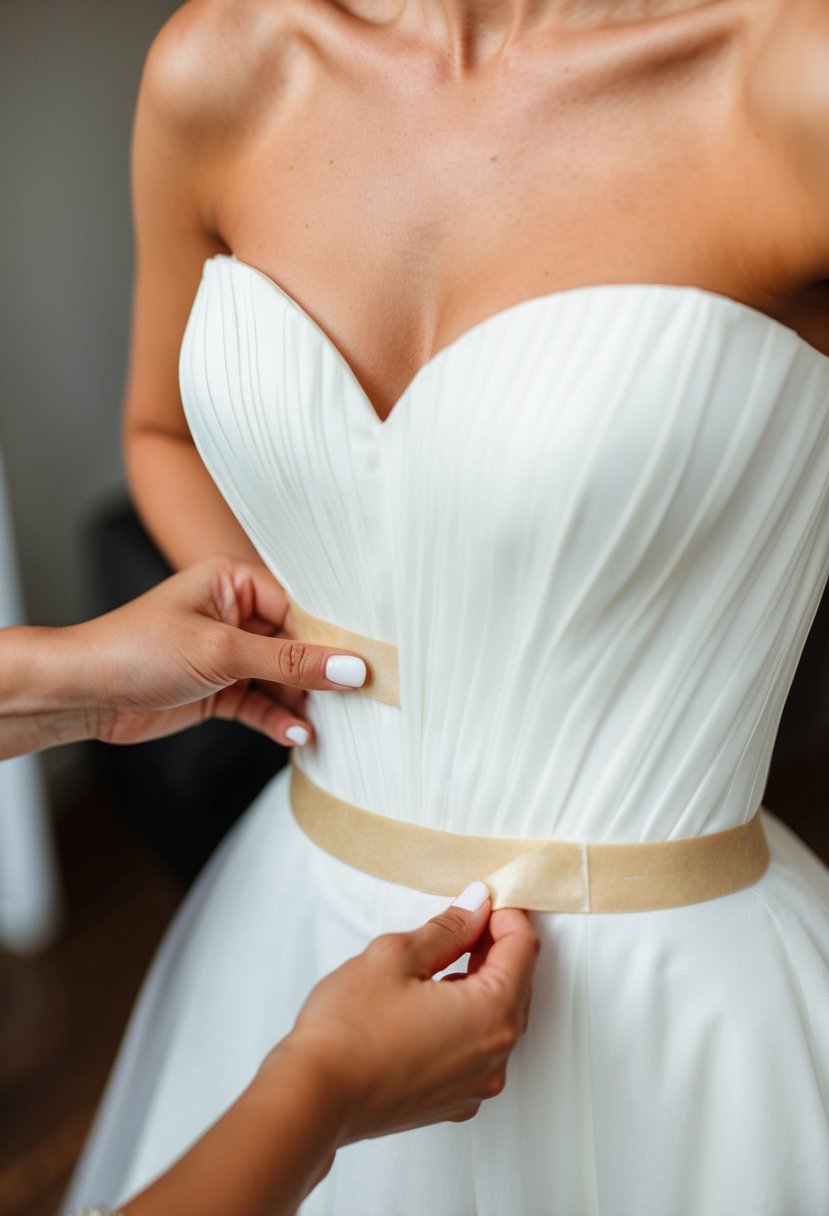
391 0 723 69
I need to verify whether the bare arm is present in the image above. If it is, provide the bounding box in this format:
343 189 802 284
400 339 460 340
745 1 829 331
124 6 257 569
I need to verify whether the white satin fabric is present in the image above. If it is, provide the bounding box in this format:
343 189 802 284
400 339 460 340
63 255 829 1215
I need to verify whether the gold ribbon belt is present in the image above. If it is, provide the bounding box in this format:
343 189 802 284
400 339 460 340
290 761 770 913
285 599 400 706
285 600 771 912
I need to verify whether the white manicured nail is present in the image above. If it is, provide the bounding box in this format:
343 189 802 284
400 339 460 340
285 725 310 746
451 881 490 911
325 655 367 687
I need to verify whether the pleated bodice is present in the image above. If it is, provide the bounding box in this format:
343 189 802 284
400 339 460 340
179 254 829 843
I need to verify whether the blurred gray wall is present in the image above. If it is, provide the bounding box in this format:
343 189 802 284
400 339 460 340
0 0 177 629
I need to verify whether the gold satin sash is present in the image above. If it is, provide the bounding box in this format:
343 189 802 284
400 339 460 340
290 760 771 913
285 599 400 706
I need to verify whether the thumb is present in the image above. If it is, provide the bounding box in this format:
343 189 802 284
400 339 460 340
404 882 492 979
224 628 367 692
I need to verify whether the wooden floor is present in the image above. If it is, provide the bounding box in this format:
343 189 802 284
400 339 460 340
0 767 826 1216
0 781 182 1216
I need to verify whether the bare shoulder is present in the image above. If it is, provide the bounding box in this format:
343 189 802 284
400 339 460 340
137 0 308 144
745 0 829 268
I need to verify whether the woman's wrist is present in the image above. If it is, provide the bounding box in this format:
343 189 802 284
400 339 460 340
251 1032 354 1153
123 1038 345 1216
0 624 98 758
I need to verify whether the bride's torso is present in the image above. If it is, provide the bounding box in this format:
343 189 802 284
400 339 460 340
180 256 829 844
172 0 829 843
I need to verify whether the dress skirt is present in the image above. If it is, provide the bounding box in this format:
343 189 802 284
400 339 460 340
61 766 829 1216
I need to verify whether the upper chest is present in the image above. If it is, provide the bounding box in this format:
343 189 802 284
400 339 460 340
203 0 829 420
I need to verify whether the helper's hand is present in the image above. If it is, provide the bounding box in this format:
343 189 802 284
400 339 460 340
122 893 539 1216
61 556 366 747
261 888 539 1145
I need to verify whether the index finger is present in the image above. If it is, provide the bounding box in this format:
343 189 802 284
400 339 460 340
468 908 539 1009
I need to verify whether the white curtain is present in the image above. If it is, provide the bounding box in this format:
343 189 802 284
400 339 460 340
0 441 61 952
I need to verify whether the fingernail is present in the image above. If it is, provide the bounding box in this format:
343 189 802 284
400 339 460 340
285 725 310 746
325 655 367 688
451 881 490 911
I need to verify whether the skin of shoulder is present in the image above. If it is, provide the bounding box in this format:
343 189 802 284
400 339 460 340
136 0 295 168
744 0 829 278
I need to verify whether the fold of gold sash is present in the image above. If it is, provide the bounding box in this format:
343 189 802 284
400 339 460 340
289 760 771 912
285 600 400 707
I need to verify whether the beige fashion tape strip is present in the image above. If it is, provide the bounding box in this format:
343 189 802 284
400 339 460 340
290 760 771 913
285 599 400 707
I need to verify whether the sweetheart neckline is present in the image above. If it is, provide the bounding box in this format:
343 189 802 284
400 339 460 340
206 253 829 430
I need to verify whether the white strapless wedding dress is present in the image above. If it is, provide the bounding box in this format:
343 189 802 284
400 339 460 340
63 255 829 1216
